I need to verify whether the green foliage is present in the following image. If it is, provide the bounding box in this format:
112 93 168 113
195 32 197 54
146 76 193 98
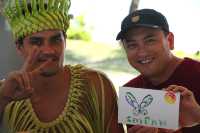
64 40 137 73
173 50 200 60
67 15 92 41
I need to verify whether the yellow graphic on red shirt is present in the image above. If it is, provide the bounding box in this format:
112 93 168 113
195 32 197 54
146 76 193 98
164 91 176 104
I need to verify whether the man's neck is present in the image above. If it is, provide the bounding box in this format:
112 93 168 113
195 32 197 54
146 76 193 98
148 56 183 86
31 67 69 99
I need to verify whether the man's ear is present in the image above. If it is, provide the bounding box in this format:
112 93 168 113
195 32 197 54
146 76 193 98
15 43 24 57
167 32 174 50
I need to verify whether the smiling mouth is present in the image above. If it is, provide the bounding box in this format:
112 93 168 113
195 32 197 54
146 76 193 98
137 57 154 64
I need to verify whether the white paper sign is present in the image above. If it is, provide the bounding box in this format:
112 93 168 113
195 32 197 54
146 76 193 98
118 87 180 129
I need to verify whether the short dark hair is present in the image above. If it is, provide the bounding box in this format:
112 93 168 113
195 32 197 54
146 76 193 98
15 37 24 48
163 30 169 36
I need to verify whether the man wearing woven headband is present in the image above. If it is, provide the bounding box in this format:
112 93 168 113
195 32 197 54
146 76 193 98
117 9 200 133
0 0 124 132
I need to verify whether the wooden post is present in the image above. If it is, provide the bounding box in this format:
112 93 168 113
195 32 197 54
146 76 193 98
0 15 22 79
129 0 140 13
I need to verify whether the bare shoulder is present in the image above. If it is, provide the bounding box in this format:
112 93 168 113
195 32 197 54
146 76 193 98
81 68 113 88
81 67 117 98
82 68 107 79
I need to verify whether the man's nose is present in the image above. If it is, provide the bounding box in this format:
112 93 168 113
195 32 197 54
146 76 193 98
136 43 148 56
40 44 55 54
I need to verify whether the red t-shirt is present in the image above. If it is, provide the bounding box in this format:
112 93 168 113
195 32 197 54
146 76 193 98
124 58 200 133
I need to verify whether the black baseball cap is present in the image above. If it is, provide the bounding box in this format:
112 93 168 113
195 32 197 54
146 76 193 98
116 9 169 40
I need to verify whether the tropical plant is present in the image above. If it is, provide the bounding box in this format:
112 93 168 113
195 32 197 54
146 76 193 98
67 15 92 41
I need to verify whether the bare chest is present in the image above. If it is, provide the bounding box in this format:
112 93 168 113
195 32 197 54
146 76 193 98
31 93 68 123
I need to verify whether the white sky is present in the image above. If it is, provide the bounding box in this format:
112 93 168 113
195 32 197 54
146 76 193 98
69 0 131 42
70 0 200 53
139 0 200 53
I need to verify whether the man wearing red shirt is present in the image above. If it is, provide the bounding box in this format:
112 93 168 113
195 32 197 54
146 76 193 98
116 8 200 133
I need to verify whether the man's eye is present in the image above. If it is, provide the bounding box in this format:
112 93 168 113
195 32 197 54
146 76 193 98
145 38 156 44
30 40 42 46
126 42 137 49
148 38 155 42
51 37 62 44
126 43 137 49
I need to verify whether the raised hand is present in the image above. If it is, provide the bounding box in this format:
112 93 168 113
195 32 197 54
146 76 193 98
166 85 200 127
0 47 51 102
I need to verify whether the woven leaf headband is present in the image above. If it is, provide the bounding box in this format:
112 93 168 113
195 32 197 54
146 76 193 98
3 0 71 40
